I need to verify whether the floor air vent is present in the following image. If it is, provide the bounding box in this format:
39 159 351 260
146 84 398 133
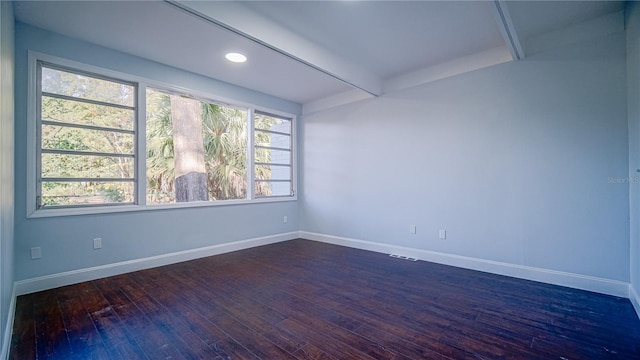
389 254 418 261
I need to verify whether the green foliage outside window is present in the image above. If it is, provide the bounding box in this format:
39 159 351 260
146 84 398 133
37 61 294 209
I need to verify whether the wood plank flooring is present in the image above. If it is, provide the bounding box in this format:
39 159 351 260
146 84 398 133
10 239 640 359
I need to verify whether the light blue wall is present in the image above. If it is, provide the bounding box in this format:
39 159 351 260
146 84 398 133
0 0 14 352
301 32 629 282
628 2 640 296
14 23 301 281
8 9 636 298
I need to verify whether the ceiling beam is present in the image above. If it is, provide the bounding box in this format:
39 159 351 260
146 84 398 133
383 46 512 94
166 0 383 97
492 1 525 60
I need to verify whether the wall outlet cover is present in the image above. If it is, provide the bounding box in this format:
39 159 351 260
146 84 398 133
30 247 42 259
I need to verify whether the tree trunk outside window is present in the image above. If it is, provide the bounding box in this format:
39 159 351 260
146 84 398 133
170 95 208 202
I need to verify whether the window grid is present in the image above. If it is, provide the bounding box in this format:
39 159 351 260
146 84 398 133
37 62 138 209
254 111 294 198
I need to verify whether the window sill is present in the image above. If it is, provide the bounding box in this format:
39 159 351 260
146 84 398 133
27 196 297 218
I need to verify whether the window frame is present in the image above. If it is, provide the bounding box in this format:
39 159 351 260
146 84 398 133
36 61 139 209
27 51 297 218
254 110 295 198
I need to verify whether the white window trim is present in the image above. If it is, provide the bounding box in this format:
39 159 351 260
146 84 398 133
253 110 295 198
27 51 297 218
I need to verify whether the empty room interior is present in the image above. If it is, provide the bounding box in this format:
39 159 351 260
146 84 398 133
2 0 640 358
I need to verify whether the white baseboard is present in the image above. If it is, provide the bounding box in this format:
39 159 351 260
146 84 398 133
300 231 630 298
11 230 636 314
1 284 16 360
630 285 640 319
15 232 299 296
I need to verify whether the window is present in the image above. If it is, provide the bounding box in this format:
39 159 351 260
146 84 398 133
30 54 296 216
254 111 294 197
37 63 137 208
146 88 249 204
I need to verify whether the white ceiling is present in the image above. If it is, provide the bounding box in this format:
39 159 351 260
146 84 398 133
509 0 625 41
13 1 626 108
13 0 354 104
241 1 506 79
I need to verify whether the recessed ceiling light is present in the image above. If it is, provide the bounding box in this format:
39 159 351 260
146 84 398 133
225 52 247 63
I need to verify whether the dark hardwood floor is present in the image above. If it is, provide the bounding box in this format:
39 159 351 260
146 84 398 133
10 239 640 359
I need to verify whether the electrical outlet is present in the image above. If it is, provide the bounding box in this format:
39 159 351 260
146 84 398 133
93 238 102 250
410 225 416 234
439 229 446 239
283 216 288 224
30 247 42 260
